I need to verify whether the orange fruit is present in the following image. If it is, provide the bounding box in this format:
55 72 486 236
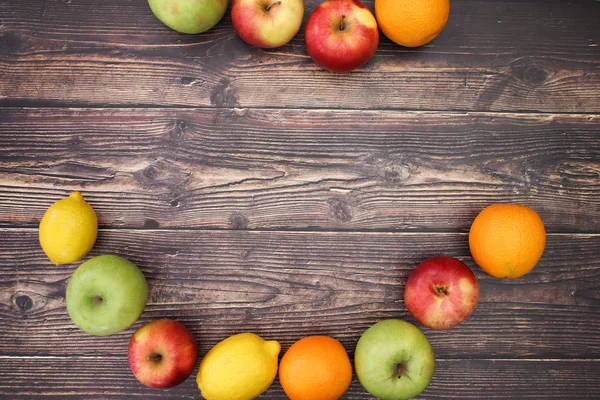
469 204 546 279
375 0 450 47
279 336 352 400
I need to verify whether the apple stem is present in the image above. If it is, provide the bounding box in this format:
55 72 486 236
266 1 282 11
435 286 450 296
340 15 346 31
148 353 162 363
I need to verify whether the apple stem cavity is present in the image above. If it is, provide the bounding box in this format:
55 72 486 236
394 362 409 379
339 15 346 31
148 353 162 363
434 285 449 296
92 295 103 306
265 1 282 12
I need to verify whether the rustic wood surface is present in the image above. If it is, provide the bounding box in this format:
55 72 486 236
1 0 599 111
3 357 599 399
2 230 599 358
0 0 599 399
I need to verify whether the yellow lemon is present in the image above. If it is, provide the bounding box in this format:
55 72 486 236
197 333 280 400
39 191 98 265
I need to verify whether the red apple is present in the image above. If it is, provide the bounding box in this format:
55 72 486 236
128 319 198 389
404 256 479 330
305 0 379 72
231 0 304 48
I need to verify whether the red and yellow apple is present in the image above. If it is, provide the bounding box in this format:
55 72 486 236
404 256 479 330
305 0 379 72
231 0 304 48
128 319 198 389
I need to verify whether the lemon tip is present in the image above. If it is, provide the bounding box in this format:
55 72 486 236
69 191 84 200
264 340 281 357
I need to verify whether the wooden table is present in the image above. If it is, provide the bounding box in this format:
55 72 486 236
1 0 599 398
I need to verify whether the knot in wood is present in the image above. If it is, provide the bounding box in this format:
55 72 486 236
329 198 352 222
229 212 249 230
169 119 187 140
522 66 548 85
15 295 33 312
143 218 160 229
143 165 158 180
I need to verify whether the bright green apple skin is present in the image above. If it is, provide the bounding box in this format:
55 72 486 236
354 319 435 400
148 0 229 34
66 255 148 336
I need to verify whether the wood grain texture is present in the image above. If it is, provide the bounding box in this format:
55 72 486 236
1 229 598 359
1 356 599 399
0 108 598 232
1 1 599 398
0 0 598 111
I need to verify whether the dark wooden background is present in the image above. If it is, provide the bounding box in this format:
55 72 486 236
1 0 599 398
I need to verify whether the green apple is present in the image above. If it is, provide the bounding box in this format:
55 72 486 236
148 0 229 34
66 255 148 336
354 319 435 400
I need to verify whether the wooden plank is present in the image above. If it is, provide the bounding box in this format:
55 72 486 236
1 229 598 359
0 0 598 111
1 108 598 232
0 356 598 398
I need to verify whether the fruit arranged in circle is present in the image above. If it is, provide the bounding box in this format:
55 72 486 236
405 256 479 330
279 335 352 400
128 319 198 389
148 0 229 34
375 0 450 47
196 332 280 400
469 204 546 279
305 0 379 73
66 255 148 336
355 319 435 400
39 191 97 265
